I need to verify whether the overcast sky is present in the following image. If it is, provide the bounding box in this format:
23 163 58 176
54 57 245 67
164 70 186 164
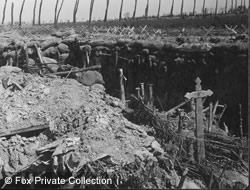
0 0 248 24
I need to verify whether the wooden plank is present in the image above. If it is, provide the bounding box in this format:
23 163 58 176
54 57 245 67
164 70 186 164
195 77 205 163
0 124 49 138
208 102 213 132
45 65 101 76
119 69 125 102
184 89 213 99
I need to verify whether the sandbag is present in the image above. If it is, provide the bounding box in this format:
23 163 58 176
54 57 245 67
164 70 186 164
77 71 105 86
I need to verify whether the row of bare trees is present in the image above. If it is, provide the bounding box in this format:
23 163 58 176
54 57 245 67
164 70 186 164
0 0 248 26
1 0 44 26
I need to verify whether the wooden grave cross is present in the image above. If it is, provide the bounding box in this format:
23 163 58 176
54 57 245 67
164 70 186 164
184 77 213 163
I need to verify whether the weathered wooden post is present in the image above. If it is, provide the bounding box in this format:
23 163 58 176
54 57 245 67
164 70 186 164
119 69 125 103
136 87 141 99
2 0 8 25
208 102 213 132
239 104 243 159
140 83 145 101
184 77 213 163
147 83 154 108
136 55 141 84
195 78 205 163
115 51 119 68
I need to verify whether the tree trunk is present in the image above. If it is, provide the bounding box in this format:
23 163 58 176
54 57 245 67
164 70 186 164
2 0 7 25
54 0 59 25
89 0 95 24
38 0 43 25
133 0 138 19
243 0 245 9
202 0 206 15
157 0 161 18
241 0 243 7
225 0 228 14
193 0 196 16
73 0 79 23
32 0 37 25
11 2 14 27
56 0 64 24
235 0 237 10
104 0 110 22
180 0 184 16
145 0 149 19
119 0 124 21
19 0 26 27
215 0 218 15
231 0 234 11
170 0 174 16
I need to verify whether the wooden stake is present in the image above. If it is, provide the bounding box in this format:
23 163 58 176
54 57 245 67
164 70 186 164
208 102 213 132
178 168 189 188
140 83 145 101
119 69 125 103
136 87 141 99
115 51 119 68
195 77 205 163
147 83 153 108
239 104 243 159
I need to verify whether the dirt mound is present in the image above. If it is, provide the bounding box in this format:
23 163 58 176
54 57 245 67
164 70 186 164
0 66 195 189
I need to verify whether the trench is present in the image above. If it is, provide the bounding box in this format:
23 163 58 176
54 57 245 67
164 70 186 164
95 42 248 137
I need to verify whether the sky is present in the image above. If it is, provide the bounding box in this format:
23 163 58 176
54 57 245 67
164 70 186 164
0 0 248 24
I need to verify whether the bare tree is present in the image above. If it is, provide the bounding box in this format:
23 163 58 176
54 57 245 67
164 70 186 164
33 0 37 25
73 0 79 23
38 0 43 25
180 0 184 16
145 0 149 19
19 0 26 27
104 0 109 22
231 0 234 11
202 0 206 15
2 0 7 25
170 0 174 16
225 0 228 14
240 0 243 7
133 0 138 19
11 2 14 27
54 0 59 25
235 0 237 10
56 0 64 23
193 0 196 15
243 0 246 9
119 0 124 21
89 0 95 23
157 0 161 18
215 0 218 14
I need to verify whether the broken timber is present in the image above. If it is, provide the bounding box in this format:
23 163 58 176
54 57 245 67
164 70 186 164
45 65 101 76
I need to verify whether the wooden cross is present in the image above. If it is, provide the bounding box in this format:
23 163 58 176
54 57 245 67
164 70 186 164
184 77 213 163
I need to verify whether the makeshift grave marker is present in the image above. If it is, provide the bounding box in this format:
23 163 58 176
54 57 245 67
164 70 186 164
184 77 213 163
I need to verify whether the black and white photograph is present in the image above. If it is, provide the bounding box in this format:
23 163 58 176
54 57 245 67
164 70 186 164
0 0 248 189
